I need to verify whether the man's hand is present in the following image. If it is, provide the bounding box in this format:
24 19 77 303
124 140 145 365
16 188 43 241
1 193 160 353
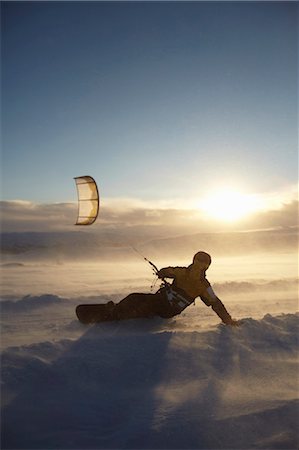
227 319 243 327
157 268 169 279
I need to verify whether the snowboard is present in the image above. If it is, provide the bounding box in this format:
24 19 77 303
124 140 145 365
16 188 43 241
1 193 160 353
76 303 116 324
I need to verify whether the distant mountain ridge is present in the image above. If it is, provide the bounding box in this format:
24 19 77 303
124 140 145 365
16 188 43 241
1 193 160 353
0 231 125 261
1 227 297 260
140 227 298 257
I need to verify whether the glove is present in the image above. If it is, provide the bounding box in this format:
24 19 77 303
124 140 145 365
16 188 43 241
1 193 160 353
227 319 242 327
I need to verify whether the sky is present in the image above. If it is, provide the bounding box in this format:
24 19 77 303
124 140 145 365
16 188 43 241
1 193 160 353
1 1 298 215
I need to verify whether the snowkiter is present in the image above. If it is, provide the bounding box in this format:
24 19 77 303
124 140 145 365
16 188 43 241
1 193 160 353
76 251 239 325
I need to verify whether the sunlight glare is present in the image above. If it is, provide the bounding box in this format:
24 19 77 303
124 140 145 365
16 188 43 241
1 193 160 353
199 189 261 222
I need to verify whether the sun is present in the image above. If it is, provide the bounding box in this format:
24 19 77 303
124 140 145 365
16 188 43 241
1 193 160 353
199 189 260 222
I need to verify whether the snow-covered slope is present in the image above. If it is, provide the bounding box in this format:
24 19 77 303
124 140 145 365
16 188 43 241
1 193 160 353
1 313 299 449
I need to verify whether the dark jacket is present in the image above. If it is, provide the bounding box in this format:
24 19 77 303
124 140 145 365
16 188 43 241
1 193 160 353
158 265 212 301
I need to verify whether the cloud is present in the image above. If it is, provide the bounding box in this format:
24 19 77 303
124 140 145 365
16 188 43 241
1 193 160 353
248 200 298 230
0 195 298 235
0 201 76 232
0 198 205 233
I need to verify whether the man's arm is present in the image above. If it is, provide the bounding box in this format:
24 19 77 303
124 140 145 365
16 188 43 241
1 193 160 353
200 286 240 326
157 267 177 279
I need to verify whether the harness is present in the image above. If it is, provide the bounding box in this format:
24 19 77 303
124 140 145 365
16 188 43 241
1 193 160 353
131 247 195 314
159 283 194 313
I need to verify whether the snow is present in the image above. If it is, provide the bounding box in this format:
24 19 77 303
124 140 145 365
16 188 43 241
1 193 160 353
1 255 299 449
1 312 299 449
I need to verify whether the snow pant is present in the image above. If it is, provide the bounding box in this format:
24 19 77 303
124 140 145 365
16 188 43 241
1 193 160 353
75 291 180 323
112 291 178 320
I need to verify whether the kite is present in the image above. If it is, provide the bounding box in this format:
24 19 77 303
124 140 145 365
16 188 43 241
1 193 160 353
74 176 99 225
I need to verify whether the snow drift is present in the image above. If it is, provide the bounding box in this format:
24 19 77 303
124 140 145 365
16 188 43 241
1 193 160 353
1 313 299 449
1 294 66 312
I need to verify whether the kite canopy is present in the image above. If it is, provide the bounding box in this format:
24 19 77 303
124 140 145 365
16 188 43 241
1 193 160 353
74 176 99 225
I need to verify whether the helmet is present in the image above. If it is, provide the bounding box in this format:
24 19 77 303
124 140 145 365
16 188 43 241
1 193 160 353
192 251 211 269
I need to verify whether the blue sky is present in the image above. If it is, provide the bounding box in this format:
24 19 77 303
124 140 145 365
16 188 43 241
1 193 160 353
2 1 298 205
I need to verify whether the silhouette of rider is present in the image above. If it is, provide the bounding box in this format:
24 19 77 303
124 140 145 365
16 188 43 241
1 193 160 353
106 251 239 325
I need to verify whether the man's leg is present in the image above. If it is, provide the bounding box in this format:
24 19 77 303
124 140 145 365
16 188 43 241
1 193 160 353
114 293 160 319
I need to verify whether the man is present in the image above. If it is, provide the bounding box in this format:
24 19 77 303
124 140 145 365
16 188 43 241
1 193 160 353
157 251 239 325
76 251 239 325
